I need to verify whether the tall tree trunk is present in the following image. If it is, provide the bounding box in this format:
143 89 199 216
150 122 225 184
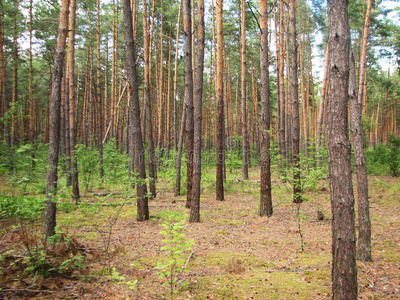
97 0 104 180
259 0 272 217
190 0 205 223
278 0 286 163
290 0 302 203
43 0 70 238
184 0 194 209
123 0 149 221
354 0 373 263
349 51 372 262
143 0 156 198
0 3 6 140
12 10 18 145
67 0 80 203
240 0 249 180
216 0 225 201
327 0 358 298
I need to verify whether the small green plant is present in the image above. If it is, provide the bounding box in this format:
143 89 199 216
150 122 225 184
157 211 194 300
75 144 99 191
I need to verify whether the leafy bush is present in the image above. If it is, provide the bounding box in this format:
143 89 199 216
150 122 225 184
103 139 130 183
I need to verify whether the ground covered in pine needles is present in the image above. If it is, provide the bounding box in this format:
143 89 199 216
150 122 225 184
1 168 400 299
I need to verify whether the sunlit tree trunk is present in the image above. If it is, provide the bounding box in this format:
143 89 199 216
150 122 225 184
216 0 225 201
123 0 149 221
43 0 69 238
327 0 358 298
67 0 79 203
259 0 272 217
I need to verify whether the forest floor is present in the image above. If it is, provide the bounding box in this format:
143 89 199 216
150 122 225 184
1 167 400 299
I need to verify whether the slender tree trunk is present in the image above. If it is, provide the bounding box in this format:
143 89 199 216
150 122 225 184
278 0 286 163
259 0 272 217
183 0 194 208
67 0 80 203
349 51 372 261
190 0 205 223
43 0 70 238
290 0 302 203
97 0 104 180
0 3 6 141
123 0 149 221
240 0 249 180
143 0 156 198
216 0 225 201
327 0 358 298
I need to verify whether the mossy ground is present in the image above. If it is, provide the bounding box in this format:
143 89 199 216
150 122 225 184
1 167 399 299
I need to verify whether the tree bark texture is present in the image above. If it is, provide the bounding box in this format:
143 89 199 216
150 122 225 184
67 0 80 203
123 0 149 221
290 0 302 203
184 0 194 209
259 0 272 217
143 0 156 198
216 0 225 201
349 51 372 262
190 0 205 223
43 0 70 238
327 0 358 298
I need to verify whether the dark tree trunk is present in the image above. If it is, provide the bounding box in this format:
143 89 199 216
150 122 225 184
216 0 225 202
290 0 302 204
43 0 70 238
143 0 156 199
349 52 372 262
259 0 272 217
190 0 205 223
327 0 358 298
123 0 149 221
183 0 194 209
